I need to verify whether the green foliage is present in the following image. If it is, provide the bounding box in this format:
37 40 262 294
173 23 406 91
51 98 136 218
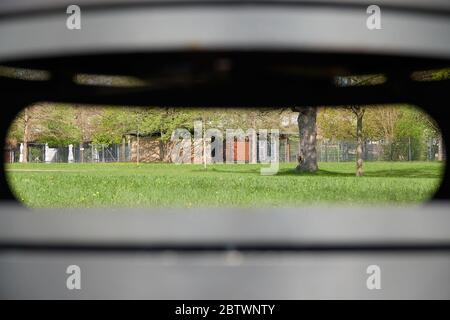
6 115 23 146
386 106 433 160
158 108 196 141
91 107 197 144
317 105 440 148
36 104 82 146
29 146 43 162
7 103 442 157
412 68 450 81
431 68 450 80
317 107 354 140
92 107 135 145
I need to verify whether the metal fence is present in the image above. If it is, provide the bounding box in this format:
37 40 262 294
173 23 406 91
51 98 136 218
270 136 443 163
73 143 131 163
316 138 443 162
8 137 444 163
9 143 131 163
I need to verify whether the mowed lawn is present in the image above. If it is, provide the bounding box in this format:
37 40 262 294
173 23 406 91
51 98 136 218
5 162 444 208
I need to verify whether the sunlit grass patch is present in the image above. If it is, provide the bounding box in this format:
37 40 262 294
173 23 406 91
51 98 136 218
6 161 444 208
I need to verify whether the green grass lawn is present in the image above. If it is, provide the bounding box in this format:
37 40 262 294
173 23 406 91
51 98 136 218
5 161 444 208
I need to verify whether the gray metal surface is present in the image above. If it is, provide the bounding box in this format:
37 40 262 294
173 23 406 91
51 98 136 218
1 0 450 15
1 250 449 299
0 205 450 246
1 4 450 61
0 205 449 299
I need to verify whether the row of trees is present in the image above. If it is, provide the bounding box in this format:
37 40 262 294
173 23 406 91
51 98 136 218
7 103 443 175
295 74 445 176
312 104 443 174
6 105 288 162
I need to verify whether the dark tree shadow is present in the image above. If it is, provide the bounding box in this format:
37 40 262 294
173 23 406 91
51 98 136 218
199 165 443 179
275 168 441 179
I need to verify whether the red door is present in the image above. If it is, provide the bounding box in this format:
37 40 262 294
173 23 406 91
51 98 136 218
233 140 249 162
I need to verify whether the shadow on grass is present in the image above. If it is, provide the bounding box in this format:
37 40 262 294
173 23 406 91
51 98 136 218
202 167 443 179
278 169 441 179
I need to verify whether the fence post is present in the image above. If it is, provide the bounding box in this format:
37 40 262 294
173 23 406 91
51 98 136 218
337 143 340 162
364 141 368 161
390 142 393 161
428 138 431 161
347 142 350 161
408 137 412 161
286 137 290 162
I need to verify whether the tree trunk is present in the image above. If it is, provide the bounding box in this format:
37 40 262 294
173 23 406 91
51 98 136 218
295 107 318 172
438 135 444 161
22 107 29 163
355 108 364 177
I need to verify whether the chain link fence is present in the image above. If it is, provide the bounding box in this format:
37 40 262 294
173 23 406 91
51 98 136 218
73 143 130 163
275 136 443 162
316 137 443 162
7 136 444 163
9 143 131 163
